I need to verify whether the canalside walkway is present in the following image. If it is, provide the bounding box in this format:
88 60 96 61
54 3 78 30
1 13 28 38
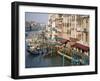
57 50 89 65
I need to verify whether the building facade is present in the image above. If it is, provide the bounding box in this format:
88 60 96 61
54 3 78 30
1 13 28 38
47 14 89 46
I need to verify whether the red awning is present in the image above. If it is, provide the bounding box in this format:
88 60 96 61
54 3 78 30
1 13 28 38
73 43 89 52
59 39 70 44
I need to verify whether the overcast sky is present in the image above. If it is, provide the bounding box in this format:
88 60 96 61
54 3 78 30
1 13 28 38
25 12 49 24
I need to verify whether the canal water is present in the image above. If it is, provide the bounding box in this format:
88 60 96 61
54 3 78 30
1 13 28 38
25 50 71 68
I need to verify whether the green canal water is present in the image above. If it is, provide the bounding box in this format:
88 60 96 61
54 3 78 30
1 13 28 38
25 51 71 68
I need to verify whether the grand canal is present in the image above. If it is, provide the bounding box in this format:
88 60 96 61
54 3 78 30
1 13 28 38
25 30 72 68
